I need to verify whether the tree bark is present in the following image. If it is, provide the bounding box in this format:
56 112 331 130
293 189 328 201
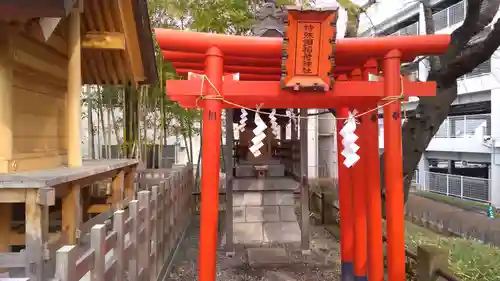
336 0 500 215
381 0 500 214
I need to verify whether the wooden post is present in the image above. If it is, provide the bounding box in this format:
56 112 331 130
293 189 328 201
67 3 82 167
166 179 173 256
112 170 125 208
62 184 82 244
113 210 126 281
0 23 13 174
0 203 11 274
150 186 158 280
138 191 151 281
157 183 165 270
300 109 310 251
25 189 49 281
90 224 106 281
125 166 137 200
55 245 78 281
0 207 13 278
128 200 139 281
163 180 171 258
224 109 234 254
417 245 449 281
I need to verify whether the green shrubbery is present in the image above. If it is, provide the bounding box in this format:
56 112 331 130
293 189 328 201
405 222 500 281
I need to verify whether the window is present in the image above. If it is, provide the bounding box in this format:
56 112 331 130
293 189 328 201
399 22 419 35
432 9 448 30
448 1 465 26
431 1 467 31
467 59 491 78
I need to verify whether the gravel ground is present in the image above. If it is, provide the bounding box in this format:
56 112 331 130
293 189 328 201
165 216 341 281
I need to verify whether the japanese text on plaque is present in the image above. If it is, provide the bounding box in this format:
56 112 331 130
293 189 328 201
302 24 315 74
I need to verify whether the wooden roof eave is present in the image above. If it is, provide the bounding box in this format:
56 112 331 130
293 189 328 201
77 0 157 87
131 0 158 86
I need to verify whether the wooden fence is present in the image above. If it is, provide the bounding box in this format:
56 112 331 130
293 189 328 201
54 164 194 281
0 164 193 281
309 188 461 281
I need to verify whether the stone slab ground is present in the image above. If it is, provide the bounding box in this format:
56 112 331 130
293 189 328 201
165 216 341 281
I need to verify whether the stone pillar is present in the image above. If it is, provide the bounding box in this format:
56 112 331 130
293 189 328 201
291 109 298 140
280 125 286 140
417 154 429 190
318 109 336 178
224 109 234 253
447 160 455 174
490 89 500 207
416 245 449 281
307 109 318 179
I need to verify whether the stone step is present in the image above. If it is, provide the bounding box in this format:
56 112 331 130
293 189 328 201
265 271 298 281
233 178 299 192
233 205 297 223
233 191 295 207
233 221 301 244
235 164 285 177
247 248 290 267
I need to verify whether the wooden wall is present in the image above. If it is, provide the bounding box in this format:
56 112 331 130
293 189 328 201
2 28 69 172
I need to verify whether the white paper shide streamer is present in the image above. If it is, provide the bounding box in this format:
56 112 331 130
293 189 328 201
286 109 297 130
250 112 267 157
339 110 360 168
269 109 280 138
237 109 248 132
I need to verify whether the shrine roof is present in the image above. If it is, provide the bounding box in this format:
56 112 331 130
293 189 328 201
1 0 158 86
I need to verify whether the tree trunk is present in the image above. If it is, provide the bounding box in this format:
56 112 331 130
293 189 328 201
96 104 102 159
98 99 106 159
152 99 159 168
107 98 112 158
380 0 500 215
110 107 121 156
187 118 194 164
195 119 202 185
87 86 95 159
334 0 500 216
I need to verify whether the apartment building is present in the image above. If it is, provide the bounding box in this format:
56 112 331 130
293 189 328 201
310 0 500 206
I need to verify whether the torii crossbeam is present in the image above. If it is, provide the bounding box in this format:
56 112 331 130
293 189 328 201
155 7 450 281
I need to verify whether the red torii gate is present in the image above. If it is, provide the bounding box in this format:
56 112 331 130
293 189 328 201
155 11 450 281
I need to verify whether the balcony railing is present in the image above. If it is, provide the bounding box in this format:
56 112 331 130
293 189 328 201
391 22 419 36
414 170 490 202
434 114 491 139
432 0 466 31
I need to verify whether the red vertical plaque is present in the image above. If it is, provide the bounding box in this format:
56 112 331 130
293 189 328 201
281 7 338 92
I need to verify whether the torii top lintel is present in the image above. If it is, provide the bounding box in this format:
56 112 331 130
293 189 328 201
155 28 450 67
154 11 450 109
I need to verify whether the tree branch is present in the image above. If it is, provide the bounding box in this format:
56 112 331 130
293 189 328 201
337 0 377 37
440 0 497 63
438 18 500 85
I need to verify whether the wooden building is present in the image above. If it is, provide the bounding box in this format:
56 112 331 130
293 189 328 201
0 1 157 279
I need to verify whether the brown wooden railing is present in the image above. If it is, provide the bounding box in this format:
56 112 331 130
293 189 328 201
0 163 194 281
55 164 194 281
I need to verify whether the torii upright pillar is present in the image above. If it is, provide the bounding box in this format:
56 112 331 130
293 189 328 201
198 47 224 281
383 49 406 281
